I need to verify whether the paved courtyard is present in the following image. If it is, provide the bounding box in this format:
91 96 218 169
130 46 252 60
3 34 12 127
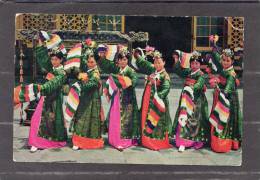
13 88 243 165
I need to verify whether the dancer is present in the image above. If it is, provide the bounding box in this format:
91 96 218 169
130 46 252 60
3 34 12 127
172 51 210 152
97 45 139 151
133 49 172 151
208 36 242 153
65 41 104 150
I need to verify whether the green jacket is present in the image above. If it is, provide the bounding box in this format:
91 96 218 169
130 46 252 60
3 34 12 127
98 58 140 138
136 56 172 139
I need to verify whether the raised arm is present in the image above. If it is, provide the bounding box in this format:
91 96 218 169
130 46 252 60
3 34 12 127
135 56 155 75
35 45 52 73
98 57 120 74
211 50 223 74
210 40 223 73
173 60 191 78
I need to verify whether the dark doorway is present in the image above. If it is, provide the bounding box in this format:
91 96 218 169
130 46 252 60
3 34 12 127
125 16 192 70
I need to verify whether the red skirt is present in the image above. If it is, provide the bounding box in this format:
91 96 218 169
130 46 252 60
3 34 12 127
211 126 240 153
142 133 172 151
141 84 172 151
72 134 104 149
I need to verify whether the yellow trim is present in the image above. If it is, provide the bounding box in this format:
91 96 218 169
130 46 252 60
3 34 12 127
56 14 61 30
121 16 125 33
227 17 233 47
15 14 23 40
15 14 23 30
87 15 92 32
192 16 197 51
193 47 212 51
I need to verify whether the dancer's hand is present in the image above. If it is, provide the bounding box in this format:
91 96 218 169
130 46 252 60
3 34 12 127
133 49 140 59
78 73 88 83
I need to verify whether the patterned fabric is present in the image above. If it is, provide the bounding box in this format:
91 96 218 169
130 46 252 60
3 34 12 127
175 50 192 69
71 67 104 149
35 46 52 72
209 90 230 134
145 92 165 134
117 75 132 89
98 59 140 139
178 86 194 127
64 82 81 129
172 63 210 146
15 84 40 103
46 34 62 50
37 68 67 142
106 45 118 60
106 75 136 149
135 56 172 151
209 50 242 152
28 97 66 149
64 43 82 71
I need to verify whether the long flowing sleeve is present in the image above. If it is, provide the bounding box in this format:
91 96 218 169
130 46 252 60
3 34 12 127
98 58 119 74
173 60 191 78
126 69 138 88
136 56 155 75
211 51 223 74
157 79 171 99
224 75 235 95
40 73 66 96
35 46 52 73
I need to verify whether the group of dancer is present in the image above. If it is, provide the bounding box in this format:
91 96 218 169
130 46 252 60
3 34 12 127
14 31 242 153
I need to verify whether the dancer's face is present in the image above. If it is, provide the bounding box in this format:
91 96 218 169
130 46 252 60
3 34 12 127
221 55 233 69
87 56 97 69
190 61 201 72
118 56 128 69
51 56 62 68
154 57 165 71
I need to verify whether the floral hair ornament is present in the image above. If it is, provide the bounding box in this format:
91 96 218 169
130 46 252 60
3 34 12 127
145 45 155 56
190 51 202 63
209 34 219 43
222 48 234 58
84 38 97 48
191 50 201 59
153 50 162 59
118 46 129 57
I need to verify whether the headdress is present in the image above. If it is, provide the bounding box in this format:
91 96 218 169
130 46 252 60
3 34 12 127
222 48 234 58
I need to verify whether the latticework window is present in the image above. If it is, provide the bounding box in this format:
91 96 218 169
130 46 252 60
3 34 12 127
193 16 226 51
92 15 124 32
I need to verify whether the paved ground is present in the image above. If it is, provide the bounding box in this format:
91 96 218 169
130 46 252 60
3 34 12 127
13 88 243 165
